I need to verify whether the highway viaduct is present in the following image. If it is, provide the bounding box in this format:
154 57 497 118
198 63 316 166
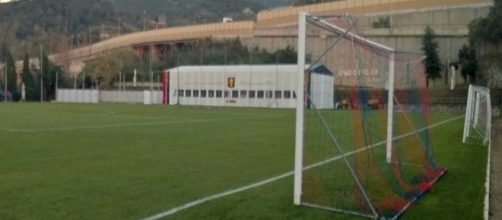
13 0 493 78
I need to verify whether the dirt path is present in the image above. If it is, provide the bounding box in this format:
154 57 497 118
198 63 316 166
491 119 502 219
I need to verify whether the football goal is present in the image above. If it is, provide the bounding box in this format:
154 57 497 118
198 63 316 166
294 12 447 219
463 85 492 146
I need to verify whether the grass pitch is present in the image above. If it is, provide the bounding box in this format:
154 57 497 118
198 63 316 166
0 103 487 219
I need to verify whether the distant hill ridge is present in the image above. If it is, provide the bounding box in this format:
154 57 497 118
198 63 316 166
0 0 298 58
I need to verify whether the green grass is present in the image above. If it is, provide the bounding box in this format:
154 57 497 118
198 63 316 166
0 103 487 220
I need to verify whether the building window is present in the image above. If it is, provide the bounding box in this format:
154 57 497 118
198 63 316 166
293 91 297 98
266 90 273 98
216 90 223 98
179 89 184 97
193 90 199 97
201 90 207 98
249 90 256 98
224 91 229 98
257 90 264 98
185 90 192 97
232 90 239 98
284 91 291 99
240 90 248 98
209 90 215 98
275 90 282 99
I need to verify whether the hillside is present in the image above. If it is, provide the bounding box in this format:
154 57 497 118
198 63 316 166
0 0 301 60
113 0 264 26
0 0 120 58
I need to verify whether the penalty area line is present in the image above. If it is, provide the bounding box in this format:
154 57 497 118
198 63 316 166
141 115 463 220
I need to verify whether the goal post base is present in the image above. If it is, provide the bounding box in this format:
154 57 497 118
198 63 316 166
389 167 447 220
299 167 448 220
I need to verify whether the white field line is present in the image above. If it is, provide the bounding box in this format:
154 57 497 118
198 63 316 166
0 108 188 121
0 119 217 133
0 108 119 117
484 139 491 220
142 115 464 220
0 115 289 133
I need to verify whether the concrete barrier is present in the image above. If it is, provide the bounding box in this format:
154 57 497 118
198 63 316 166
56 89 99 103
56 89 162 105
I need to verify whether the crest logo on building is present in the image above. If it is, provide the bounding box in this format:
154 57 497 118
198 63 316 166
227 77 235 88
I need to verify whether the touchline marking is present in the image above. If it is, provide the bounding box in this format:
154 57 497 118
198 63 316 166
0 119 223 133
0 108 182 120
484 138 491 220
0 115 289 133
142 115 464 220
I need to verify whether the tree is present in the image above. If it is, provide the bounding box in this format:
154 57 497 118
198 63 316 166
83 48 136 89
421 26 442 87
466 0 501 87
21 53 37 101
40 51 63 101
372 17 391 28
458 44 478 83
275 46 297 63
469 0 502 45
1 45 19 101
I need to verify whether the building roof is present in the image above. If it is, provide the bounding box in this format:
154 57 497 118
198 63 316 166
166 64 332 76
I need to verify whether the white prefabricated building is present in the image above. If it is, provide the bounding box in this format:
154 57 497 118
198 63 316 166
166 65 334 109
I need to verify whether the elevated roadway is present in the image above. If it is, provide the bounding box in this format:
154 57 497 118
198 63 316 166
15 0 492 75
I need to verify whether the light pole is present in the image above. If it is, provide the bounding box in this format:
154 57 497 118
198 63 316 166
150 45 153 103
40 44 44 102
118 17 122 36
143 11 146 31
4 60 7 102
88 28 91 45
119 71 122 91
55 72 59 100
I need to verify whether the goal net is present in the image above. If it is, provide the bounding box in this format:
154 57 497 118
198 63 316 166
463 85 492 146
294 12 447 219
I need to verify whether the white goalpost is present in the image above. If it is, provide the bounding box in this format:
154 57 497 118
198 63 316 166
293 12 447 220
294 11 396 207
463 85 492 146
293 12 307 206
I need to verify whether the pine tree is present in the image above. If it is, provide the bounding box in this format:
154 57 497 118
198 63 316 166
458 45 478 83
469 0 502 45
6 53 18 101
22 54 36 101
0 45 19 101
40 52 62 100
421 26 442 87
40 51 50 101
